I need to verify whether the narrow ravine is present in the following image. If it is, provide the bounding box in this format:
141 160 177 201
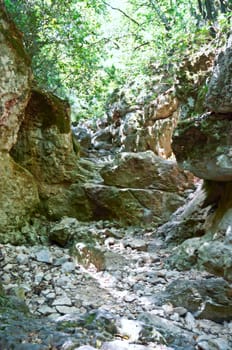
0 219 231 349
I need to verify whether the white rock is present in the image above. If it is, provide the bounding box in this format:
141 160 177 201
34 249 53 264
55 305 77 314
52 296 72 306
16 254 29 264
37 305 54 315
61 261 76 273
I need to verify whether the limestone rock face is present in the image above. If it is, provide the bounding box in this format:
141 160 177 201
0 5 31 151
82 151 194 226
0 153 39 237
101 151 194 192
172 35 232 181
172 113 232 181
206 34 232 113
83 183 185 226
161 34 232 300
74 89 180 159
0 5 39 237
11 89 93 221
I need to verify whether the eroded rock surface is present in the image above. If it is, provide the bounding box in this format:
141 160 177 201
161 33 232 306
172 113 232 181
10 88 95 222
0 5 39 235
206 34 232 113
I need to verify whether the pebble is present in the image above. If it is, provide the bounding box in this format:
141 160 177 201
0 222 231 349
34 248 53 263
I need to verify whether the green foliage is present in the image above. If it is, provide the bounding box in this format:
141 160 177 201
4 0 231 121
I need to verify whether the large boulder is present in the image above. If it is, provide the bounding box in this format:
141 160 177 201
89 151 194 225
206 34 232 113
11 89 93 221
0 153 39 239
83 183 186 226
0 4 39 237
172 35 232 181
172 113 232 181
154 277 232 322
0 4 31 152
101 151 194 192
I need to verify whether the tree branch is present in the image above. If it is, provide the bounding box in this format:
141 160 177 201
102 0 140 26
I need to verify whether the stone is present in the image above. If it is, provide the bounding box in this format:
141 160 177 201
75 346 96 350
206 34 232 113
101 151 193 192
154 278 232 322
61 262 76 273
37 305 54 315
101 340 130 350
185 312 196 330
55 305 77 314
116 318 142 342
84 183 185 226
197 240 232 281
16 254 29 265
138 313 196 349
122 238 147 251
11 88 93 222
49 217 79 247
172 114 232 181
0 5 41 240
197 337 230 350
157 184 208 244
52 296 72 306
34 249 53 264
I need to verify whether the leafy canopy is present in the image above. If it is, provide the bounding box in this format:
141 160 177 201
4 0 232 120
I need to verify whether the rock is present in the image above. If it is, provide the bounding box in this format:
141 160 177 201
34 248 53 264
55 305 77 314
0 5 41 239
173 307 187 316
16 254 29 265
206 34 232 113
185 312 196 330
37 305 54 315
61 261 76 273
138 313 196 349
52 296 72 306
84 183 186 226
116 318 142 342
154 278 232 322
0 4 31 152
76 346 97 350
197 337 230 350
197 240 232 281
73 242 106 271
0 154 39 241
11 88 94 222
101 340 130 350
101 151 193 192
49 217 79 246
172 113 232 181
122 238 147 251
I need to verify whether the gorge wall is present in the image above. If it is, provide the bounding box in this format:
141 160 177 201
160 33 232 282
1 2 231 250
0 3 197 244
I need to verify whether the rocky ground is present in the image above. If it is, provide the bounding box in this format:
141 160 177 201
0 220 231 350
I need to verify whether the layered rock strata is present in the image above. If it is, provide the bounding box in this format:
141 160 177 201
164 33 232 280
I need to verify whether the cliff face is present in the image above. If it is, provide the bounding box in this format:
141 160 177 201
0 5 39 239
164 33 232 280
0 5 94 242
